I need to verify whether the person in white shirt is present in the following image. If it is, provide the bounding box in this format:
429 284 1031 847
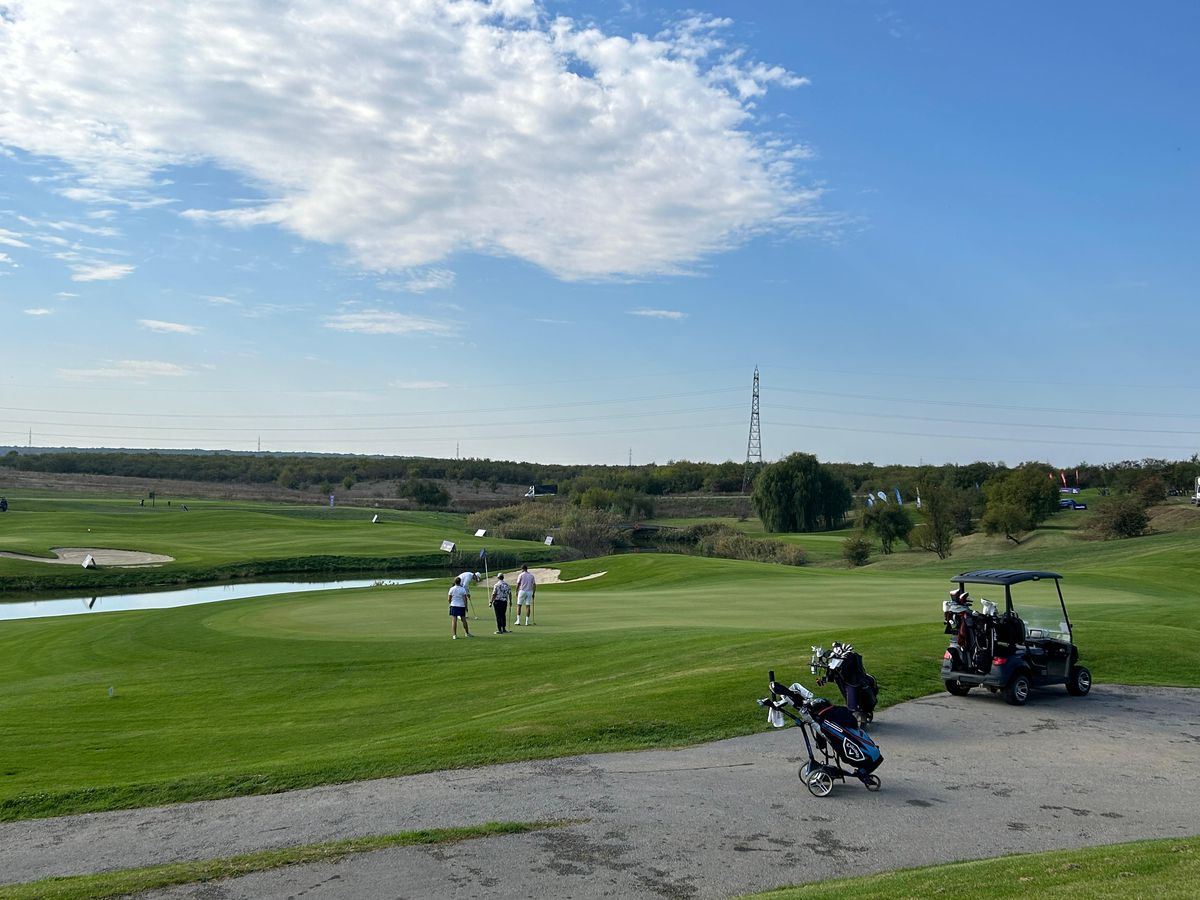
448 577 472 639
457 571 481 600
514 564 536 625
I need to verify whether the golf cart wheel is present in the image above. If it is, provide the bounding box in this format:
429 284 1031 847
799 762 813 781
1004 672 1031 706
806 770 834 798
944 679 972 696
864 774 881 792
1066 665 1092 696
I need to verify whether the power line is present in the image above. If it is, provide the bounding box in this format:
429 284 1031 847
0 387 744 421
0 403 745 435
769 386 1199 421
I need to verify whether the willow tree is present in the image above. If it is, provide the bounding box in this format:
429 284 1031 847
752 453 852 533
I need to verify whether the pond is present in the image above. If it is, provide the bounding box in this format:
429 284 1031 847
0 577 430 622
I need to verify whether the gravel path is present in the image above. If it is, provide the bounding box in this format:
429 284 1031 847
4 685 1198 899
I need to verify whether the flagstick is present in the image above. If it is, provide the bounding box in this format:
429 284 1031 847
480 549 490 625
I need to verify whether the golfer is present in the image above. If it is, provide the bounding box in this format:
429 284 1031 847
457 570 482 598
490 573 511 634
448 577 472 639
514 564 536 626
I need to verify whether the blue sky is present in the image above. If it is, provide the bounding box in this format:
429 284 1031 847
1 1 1196 467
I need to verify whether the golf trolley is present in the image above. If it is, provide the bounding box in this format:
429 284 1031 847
758 670 883 798
809 642 878 729
941 569 1092 705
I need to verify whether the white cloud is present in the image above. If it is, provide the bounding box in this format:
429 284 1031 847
0 228 31 248
392 379 450 390
44 219 120 237
203 295 238 306
379 268 456 294
56 291 79 298
139 318 202 335
628 308 688 320
325 309 455 337
57 359 192 380
69 261 135 281
24 307 53 315
0 2 816 281
0 251 16 267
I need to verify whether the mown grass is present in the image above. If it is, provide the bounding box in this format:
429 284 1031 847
0 496 556 590
1 494 1198 821
0 820 559 900
743 836 1200 900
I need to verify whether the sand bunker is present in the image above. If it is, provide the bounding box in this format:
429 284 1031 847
521 567 606 585
0 547 175 567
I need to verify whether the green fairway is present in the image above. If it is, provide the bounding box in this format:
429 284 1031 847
0 495 555 590
3 501 1200 820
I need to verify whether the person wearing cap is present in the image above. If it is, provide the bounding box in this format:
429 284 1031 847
514 564 536 625
490 573 511 634
457 570 482 604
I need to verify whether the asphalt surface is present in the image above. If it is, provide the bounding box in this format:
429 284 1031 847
4 684 1199 899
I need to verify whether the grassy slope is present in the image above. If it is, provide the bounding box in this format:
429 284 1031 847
744 836 1200 900
0 496 552 589
2 497 1199 820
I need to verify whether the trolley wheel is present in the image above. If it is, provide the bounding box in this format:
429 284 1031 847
799 761 813 781
864 774 881 792
806 770 834 798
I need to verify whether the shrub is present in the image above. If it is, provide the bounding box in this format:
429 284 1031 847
842 535 871 567
397 478 451 508
466 502 624 556
467 502 562 542
559 507 624 557
1089 496 1151 539
694 528 806 566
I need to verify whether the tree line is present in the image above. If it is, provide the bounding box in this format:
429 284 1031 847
4 447 1197 513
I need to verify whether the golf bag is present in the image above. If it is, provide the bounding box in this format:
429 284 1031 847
758 672 883 797
809 642 878 728
943 589 993 673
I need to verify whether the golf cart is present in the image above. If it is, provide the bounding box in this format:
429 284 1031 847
940 569 1091 706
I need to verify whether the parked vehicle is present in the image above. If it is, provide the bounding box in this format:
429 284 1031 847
940 569 1091 705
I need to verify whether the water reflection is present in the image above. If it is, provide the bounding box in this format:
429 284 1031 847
0 578 428 622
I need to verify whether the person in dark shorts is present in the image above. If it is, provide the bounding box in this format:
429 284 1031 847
448 577 472 639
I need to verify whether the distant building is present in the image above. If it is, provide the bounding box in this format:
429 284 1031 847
524 484 558 497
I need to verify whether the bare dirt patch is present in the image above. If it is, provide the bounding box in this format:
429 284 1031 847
0 547 175 567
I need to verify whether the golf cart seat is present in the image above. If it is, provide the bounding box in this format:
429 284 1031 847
994 612 1025 649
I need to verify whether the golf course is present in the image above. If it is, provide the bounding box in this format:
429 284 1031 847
1 490 1198 897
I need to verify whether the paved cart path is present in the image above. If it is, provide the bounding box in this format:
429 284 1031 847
4 685 1199 899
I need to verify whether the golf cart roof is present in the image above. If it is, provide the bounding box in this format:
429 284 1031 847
951 569 1062 586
